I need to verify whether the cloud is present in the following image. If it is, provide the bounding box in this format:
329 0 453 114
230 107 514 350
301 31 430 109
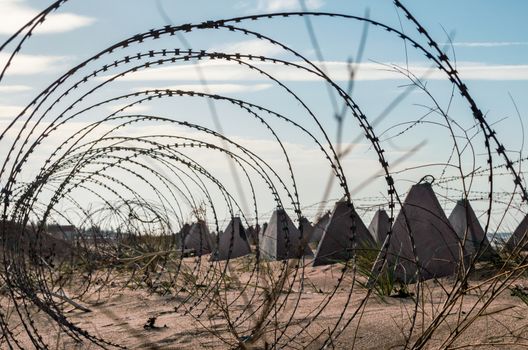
0 52 68 75
0 117 375 208
133 83 273 94
445 41 528 48
102 60 528 82
255 0 324 11
0 85 32 93
449 63 528 80
210 39 285 57
106 103 151 114
0 0 95 35
0 104 26 119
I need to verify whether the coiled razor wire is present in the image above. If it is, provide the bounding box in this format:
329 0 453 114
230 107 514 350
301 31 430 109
0 1 527 349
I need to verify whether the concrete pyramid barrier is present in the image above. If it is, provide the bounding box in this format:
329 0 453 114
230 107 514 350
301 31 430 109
380 182 462 282
368 209 391 244
259 209 313 260
183 220 213 256
313 199 376 267
506 214 528 251
212 217 251 261
176 223 191 249
448 199 498 260
310 211 330 243
246 224 261 245
300 217 314 244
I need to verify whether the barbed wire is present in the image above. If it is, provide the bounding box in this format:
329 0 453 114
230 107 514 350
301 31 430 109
0 1 527 349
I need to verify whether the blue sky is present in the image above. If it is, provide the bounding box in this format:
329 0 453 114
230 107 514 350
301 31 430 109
0 0 527 229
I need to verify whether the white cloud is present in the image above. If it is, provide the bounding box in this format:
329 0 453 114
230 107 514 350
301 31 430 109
0 52 68 75
256 0 324 11
0 84 32 92
450 63 528 80
0 118 372 205
210 39 285 57
133 83 272 94
106 103 151 114
446 41 528 48
0 104 26 119
102 60 528 82
0 0 95 35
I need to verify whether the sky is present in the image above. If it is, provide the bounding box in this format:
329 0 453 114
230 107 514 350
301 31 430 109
0 0 527 231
